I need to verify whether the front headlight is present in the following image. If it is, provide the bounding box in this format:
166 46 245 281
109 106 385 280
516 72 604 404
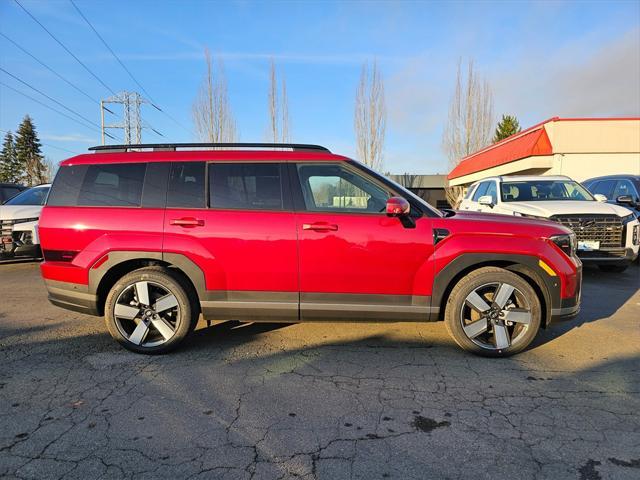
550 233 577 257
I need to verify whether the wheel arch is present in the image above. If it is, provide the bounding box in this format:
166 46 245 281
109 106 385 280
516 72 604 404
433 253 557 327
89 251 205 316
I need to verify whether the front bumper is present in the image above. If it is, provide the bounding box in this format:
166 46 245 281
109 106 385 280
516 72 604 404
577 247 637 265
0 220 41 258
549 259 582 323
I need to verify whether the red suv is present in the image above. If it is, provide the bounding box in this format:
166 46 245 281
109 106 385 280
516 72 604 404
39 143 582 357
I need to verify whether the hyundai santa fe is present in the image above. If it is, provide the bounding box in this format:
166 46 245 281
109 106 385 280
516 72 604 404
39 143 582 357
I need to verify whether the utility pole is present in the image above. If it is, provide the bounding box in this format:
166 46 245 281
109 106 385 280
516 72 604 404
100 91 161 144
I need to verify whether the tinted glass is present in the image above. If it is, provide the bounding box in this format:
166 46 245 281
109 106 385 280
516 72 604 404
46 165 88 206
472 182 489 201
485 181 497 203
209 163 283 210
501 180 593 202
4 186 49 205
613 180 638 201
296 164 390 213
590 179 615 198
1 187 22 203
167 162 205 208
76 163 146 206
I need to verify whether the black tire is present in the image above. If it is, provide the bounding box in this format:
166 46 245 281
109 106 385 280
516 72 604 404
598 264 629 273
444 267 542 357
104 267 198 354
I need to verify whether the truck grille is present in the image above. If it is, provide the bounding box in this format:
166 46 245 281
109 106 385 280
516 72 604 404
0 219 15 236
549 214 624 248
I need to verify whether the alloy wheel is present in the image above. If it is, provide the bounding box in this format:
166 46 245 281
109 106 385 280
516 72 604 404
113 281 180 347
459 282 532 351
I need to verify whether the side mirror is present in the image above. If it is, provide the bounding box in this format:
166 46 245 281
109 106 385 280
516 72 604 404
386 196 410 217
594 194 608 202
478 195 494 207
616 195 633 204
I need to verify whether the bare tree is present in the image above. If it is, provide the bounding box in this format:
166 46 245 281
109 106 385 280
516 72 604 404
355 60 386 171
192 48 237 142
268 59 290 143
442 59 494 207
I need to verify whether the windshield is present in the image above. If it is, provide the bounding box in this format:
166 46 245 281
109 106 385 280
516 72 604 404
5 186 50 206
501 180 593 202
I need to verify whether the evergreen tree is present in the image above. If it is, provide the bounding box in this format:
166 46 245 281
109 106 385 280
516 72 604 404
15 115 47 186
493 114 521 143
0 131 23 183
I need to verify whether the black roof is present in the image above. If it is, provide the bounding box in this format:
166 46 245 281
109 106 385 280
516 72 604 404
583 174 640 183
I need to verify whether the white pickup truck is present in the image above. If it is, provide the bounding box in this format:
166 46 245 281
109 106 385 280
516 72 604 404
0 184 50 259
459 175 639 272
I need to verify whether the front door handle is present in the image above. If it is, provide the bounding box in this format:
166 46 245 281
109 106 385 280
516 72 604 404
170 217 205 228
302 222 338 232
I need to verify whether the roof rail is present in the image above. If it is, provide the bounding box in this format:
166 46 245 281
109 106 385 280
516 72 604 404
88 143 330 153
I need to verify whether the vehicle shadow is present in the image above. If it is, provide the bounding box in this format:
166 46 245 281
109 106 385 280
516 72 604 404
531 263 639 348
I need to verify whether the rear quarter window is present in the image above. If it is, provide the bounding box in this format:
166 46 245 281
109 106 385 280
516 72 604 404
48 163 146 207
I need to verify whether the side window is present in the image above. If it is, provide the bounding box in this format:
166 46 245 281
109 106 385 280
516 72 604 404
612 180 638 200
591 179 615 199
209 163 283 210
296 163 390 213
167 162 205 208
485 181 498 203
472 182 489 202
77 163 146 207
464 184 477 200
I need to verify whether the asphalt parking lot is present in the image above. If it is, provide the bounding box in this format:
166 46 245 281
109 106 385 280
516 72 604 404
0 261 638 480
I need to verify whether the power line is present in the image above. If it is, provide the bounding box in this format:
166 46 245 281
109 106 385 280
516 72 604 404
0 31 95 105
0 128 81 155
1 67 104 131
69 0 190 135
0 81 118 141
13 0 116 96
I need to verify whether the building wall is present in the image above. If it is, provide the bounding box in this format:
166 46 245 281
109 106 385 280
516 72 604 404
548 152 640 181
449 119 640 187
545 119 640 154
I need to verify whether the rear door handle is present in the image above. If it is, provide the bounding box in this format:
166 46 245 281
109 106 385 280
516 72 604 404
170 217 205 227
302 222 338 232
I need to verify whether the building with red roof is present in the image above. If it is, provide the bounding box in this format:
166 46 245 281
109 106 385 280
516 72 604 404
448 117 640 187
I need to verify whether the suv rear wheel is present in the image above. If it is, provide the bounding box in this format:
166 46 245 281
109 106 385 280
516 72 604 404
104 268 198 354
444 267 541 357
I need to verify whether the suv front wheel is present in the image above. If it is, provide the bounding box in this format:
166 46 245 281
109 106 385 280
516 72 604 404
444 267 542 357
104 268 198 354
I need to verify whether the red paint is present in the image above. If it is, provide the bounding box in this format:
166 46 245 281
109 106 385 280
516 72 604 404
448 127 552 180
296 212 435 296
163 208 299 293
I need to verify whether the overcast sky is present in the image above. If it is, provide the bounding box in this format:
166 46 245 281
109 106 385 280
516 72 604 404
1 0 638 173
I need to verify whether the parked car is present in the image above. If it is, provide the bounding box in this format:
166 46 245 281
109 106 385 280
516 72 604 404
582 175 640 218
0 183 27 204
0 184 50 259
459 175 639 272
39 143 582 357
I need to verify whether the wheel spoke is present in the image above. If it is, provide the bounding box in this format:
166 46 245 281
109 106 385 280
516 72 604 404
154 294 178 313
503 309 531 325
151 317 175 341
493 323 510 349
129 320 149 345
114 304 140 320
465 291 491 313
135 282 151 306
493 283 515 309
463 318 488 339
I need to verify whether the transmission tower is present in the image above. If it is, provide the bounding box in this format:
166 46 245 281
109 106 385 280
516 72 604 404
100 91 160 144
